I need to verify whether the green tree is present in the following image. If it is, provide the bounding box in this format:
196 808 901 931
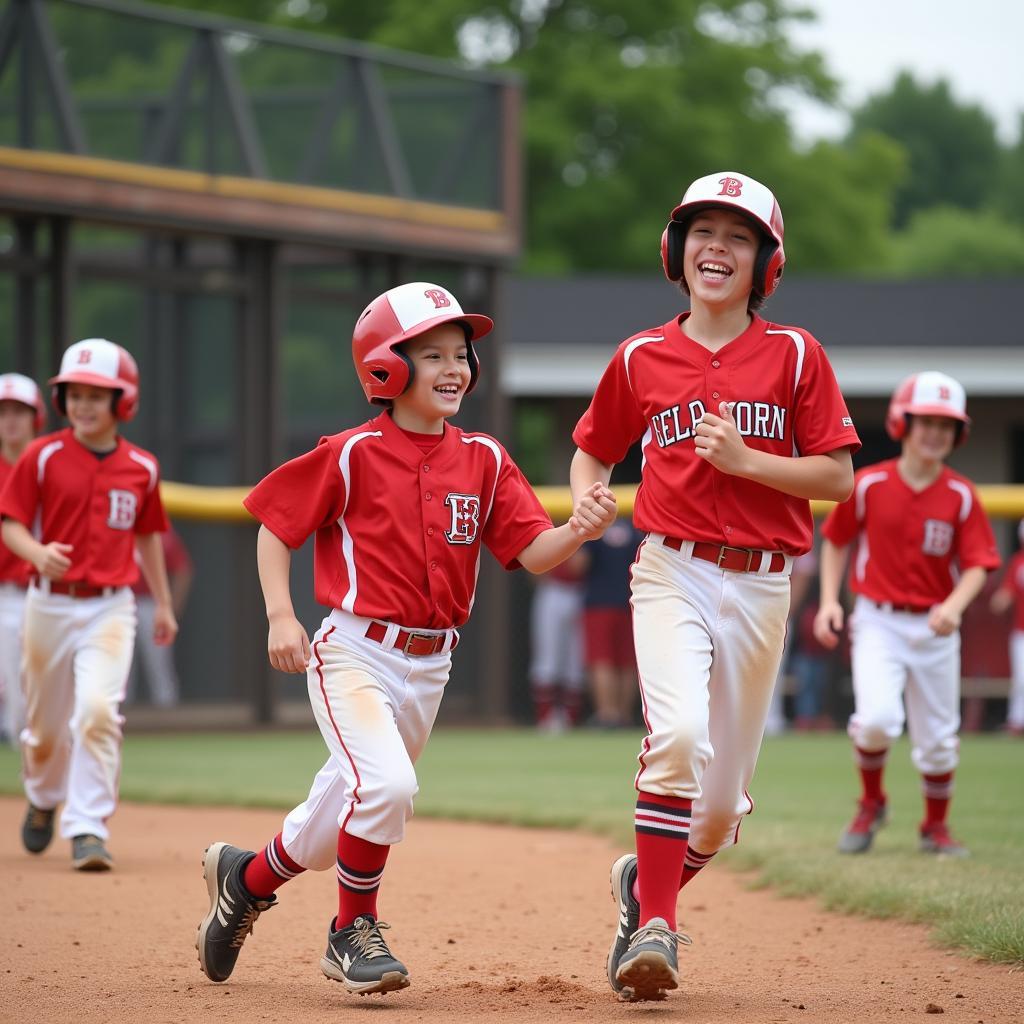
887 206 1024 276
994 114 1024 225
848 72 1001 228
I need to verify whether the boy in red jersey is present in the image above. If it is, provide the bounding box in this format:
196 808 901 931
571 171 860 1001
815 372 999 856
0 373 45 745
195 282 616 996
990 519 1024 735
0 340 176 870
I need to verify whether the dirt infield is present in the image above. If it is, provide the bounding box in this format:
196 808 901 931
1 798 1019 1023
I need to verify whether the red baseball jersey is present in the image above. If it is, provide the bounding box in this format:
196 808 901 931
243 411 553 629
0 454 33 586
997 551 1024 632
573 312 860 555
0 428 169 587
821 459 1000 607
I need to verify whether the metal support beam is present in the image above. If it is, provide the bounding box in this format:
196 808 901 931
26 0 87 153
204 32 268 178
13 216 37 375
355 58 413 198
48 215 72 375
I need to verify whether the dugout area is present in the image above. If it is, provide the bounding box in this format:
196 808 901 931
0 0 523 723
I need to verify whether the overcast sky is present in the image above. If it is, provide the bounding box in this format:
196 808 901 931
783 0 1024 145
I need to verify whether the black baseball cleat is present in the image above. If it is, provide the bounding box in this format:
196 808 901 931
607 853 640 993
321 915 411 995
71 834 113 871
615 916 691 1002
196 842 276 982
22 803 56 854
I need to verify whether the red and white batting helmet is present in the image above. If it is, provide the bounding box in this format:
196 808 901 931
885 371 970 445
0 372 46 432
49 338 140 422
661 171 786 298
352 282 493 405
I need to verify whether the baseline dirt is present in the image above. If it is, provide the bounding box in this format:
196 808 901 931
1 798 1019 1023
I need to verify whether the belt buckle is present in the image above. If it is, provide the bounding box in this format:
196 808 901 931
403 631 439 654
717 545 755 572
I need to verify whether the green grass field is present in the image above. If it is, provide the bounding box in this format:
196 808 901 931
1 729 1021 965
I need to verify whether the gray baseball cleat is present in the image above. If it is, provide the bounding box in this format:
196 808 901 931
71 834 113 871
615 916 691 1002
321 915 411 995
196 842 276 982
837 799 887 854
22 803 56 854
919 823 969 858
607 854 640 993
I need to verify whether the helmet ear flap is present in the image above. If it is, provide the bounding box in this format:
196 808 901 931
661 221 686 282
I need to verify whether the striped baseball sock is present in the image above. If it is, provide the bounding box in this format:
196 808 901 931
855 746 889 804
634 792 692 931
336 830 389 929
243 833 305 898
921 771 954 828
679 846 716 889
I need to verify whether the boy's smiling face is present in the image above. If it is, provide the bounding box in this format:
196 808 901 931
390 323 472 434
683 207 759 309
904 414 957 463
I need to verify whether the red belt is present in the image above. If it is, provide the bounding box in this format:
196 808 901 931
364 620 456 657
868 598 931 615
661 537 788 574
35 578 114 598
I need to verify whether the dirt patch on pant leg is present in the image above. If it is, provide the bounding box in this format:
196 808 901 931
1 798 1018 1023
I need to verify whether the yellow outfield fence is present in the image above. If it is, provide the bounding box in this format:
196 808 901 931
163 481 1024 524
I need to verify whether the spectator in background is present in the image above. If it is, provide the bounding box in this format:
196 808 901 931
581 520 645 729
990 518 1024 736
126 524 192 707
529 552 587 732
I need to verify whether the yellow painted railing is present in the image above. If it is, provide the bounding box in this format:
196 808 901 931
162 481 1024 524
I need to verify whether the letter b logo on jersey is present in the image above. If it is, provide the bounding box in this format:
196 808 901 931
445 493 480 545
424 288 451 310
717 176 743 197
922 518 953 557
107 489 138 530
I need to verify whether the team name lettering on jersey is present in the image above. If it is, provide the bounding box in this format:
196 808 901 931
922 518 954 557
445 493 480 544
650 400 786 448
107 488 138 530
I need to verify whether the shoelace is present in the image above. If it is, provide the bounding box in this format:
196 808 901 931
230 903 264 949
27 807 52 830
349 918 396 960
627 921 693 951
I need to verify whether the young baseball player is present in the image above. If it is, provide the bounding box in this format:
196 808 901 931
571 171 860 1002
196 282 616 996
815 372 1000 857
0 339 177 871
990 519 1024 736
0 373 45 746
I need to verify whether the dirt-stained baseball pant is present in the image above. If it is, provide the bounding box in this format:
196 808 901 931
1007 631 1024 730
20 581 136 840
630 537 791 854
280 610 456 870
0 583 28 745
529 578 584 691
847 595 960 774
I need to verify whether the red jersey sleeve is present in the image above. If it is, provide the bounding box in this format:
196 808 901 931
792 342 861 457
820 488 861 547
955 482 1000 572
134 460 169 535
572 345 647 466
482 450 554 570
0 442 40 527
243 438 347 549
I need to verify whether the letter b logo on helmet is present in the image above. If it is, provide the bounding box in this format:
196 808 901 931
717 176 744 197
424 289 451 310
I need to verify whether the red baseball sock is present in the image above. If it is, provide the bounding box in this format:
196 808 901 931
921 771 954 828
336 829 390 929
634 792 692 931
531 683 557 726
855 746 889 804
679 846 716 890
561 686 585 727
243 833 305 898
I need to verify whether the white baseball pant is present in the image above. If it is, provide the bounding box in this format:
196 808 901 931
0 582 28 745
630 537 791 855
280 610 454 870
529 578 584 691
20 582 136 841
847 596 960 774
1008 631 1024 730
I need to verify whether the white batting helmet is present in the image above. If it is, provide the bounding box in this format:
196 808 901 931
49 338 140 422
885 371 970 445
0 372 46 432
